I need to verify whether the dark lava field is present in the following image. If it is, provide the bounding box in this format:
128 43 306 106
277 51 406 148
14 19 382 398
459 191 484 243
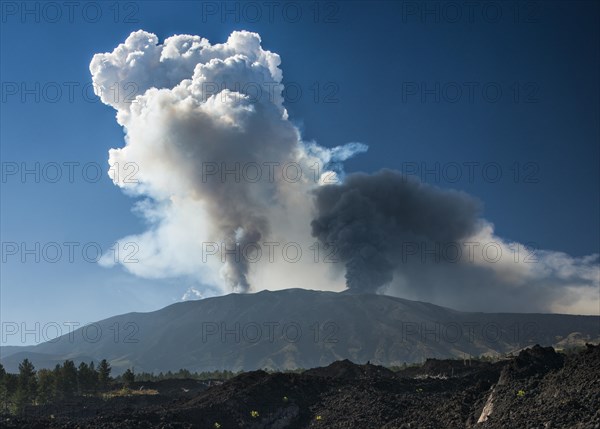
5 344 599 429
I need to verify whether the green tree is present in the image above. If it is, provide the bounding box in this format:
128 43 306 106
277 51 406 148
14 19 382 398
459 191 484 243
51 364 61 399
15 359 37 412
1 372 18 413
98 359 112 391
89 361 99 392
176 368 191 379
36 369 56 404
122 368 135 388
56 360 78 399
77 361 98 394
0 363 8 412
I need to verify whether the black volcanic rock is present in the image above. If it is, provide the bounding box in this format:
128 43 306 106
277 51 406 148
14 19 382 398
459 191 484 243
304 359 395 380
5 345 599 428
500 344 565 381
476 344 600 429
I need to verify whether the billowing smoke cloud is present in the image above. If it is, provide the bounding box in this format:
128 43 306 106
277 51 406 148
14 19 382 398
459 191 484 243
312 170 599 313
90 30 363 291
311 170 482 292
91 30 599 314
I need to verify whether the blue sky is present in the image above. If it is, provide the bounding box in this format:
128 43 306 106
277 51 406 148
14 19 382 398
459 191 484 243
1 1 599 345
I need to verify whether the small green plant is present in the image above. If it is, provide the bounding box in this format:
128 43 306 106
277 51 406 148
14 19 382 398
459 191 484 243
416 388 423 393
251 410 260 418
517 389 526 398
213 423 221 429
282 396 289 402
316 415 322 421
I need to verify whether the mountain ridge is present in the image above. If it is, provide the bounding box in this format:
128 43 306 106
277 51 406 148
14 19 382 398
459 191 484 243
2 289 599 374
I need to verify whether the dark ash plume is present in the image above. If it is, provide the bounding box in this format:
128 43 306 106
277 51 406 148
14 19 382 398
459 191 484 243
311 169 482 293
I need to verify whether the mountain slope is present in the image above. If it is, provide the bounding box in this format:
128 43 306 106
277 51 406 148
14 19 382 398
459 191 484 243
2 289 599 373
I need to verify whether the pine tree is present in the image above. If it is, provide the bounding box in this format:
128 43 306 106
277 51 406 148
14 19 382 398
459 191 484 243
2 372 18 413
98 359 112 391
52 364 61 399
36 369 56 404
76 361 100 394
77 362 88 395
0 363 7 412
122 368 135 388
59 360 78 398
177 368 191 379
15 359 37 412
89 361 99 393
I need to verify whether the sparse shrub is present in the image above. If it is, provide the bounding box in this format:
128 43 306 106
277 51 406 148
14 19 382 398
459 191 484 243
251 410 259 418
517 389 526 398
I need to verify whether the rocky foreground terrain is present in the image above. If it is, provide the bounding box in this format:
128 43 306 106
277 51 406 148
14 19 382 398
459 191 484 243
4 344 599 429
